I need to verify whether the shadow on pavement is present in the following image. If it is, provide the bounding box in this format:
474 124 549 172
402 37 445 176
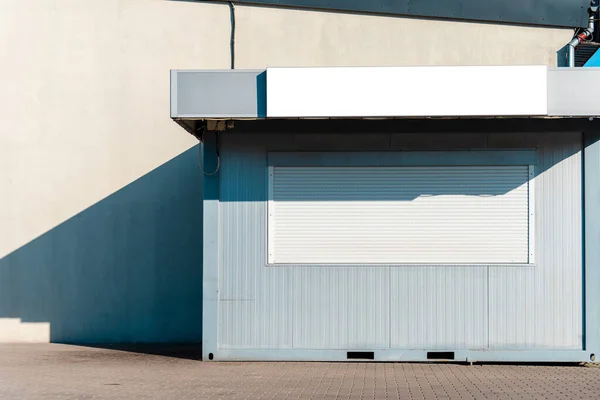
79 343 203 361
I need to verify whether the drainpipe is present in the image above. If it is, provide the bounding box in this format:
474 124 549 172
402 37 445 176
568 1 599 67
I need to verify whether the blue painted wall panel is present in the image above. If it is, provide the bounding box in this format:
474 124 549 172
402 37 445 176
584 49 600 66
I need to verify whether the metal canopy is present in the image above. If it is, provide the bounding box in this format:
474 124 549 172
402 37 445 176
170 67 600 123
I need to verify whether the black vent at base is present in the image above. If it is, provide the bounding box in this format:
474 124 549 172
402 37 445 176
427 352 455 360
347 352 375 360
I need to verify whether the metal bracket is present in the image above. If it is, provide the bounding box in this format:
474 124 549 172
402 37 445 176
194 120 235 142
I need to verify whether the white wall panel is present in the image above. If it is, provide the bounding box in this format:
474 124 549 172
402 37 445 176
292 268 389 349
218 131 583 352
390 267 488 349
488 132 582 349
219 141 294 349
489 268 536 349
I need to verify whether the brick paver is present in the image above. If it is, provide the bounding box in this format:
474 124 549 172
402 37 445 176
1 344 599 399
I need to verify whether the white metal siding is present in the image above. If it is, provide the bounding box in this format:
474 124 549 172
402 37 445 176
218 132 582 352
390 267 488 349
269 166 531 264
220 144 294 349
488 133 583 349
292 267 389 349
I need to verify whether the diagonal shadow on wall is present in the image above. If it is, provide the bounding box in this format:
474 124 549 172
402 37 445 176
0 146 203 347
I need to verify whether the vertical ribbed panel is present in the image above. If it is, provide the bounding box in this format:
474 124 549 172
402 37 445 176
534 133 582 348
390 267 488 349
219 139 293 349
218 131 583 352
488 267 536 349
488 132 582 349
292 267 389 349
270 166 530 264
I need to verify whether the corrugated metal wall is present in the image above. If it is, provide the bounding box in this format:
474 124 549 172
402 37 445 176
218 132 582 350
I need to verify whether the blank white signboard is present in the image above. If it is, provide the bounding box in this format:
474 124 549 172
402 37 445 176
266 66 548 118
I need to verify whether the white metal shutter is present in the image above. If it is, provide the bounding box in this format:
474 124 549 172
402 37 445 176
268 166 532 264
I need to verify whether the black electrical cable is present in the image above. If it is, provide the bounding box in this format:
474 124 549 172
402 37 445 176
198 2 233 175
228 2 236 69
198 132 221 176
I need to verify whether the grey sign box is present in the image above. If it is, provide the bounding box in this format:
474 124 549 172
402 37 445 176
171 70 266 119
172 67 600 120
548 68 600 117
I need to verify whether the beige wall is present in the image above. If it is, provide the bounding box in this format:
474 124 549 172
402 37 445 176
0 0 574 343
0 0 230 343
0 0 230 258
235 6 572 68
0 0 574 259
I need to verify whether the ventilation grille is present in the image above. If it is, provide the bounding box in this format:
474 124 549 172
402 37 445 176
575 42 600 67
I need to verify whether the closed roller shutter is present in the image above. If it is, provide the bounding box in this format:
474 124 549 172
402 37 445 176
268 165 533 265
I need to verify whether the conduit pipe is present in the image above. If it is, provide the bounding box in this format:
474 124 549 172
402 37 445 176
568 1 599 67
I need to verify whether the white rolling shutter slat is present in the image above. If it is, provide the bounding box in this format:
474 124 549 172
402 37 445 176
268 166 531 264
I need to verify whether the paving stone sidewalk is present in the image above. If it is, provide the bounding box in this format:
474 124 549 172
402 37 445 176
1 344 599 399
